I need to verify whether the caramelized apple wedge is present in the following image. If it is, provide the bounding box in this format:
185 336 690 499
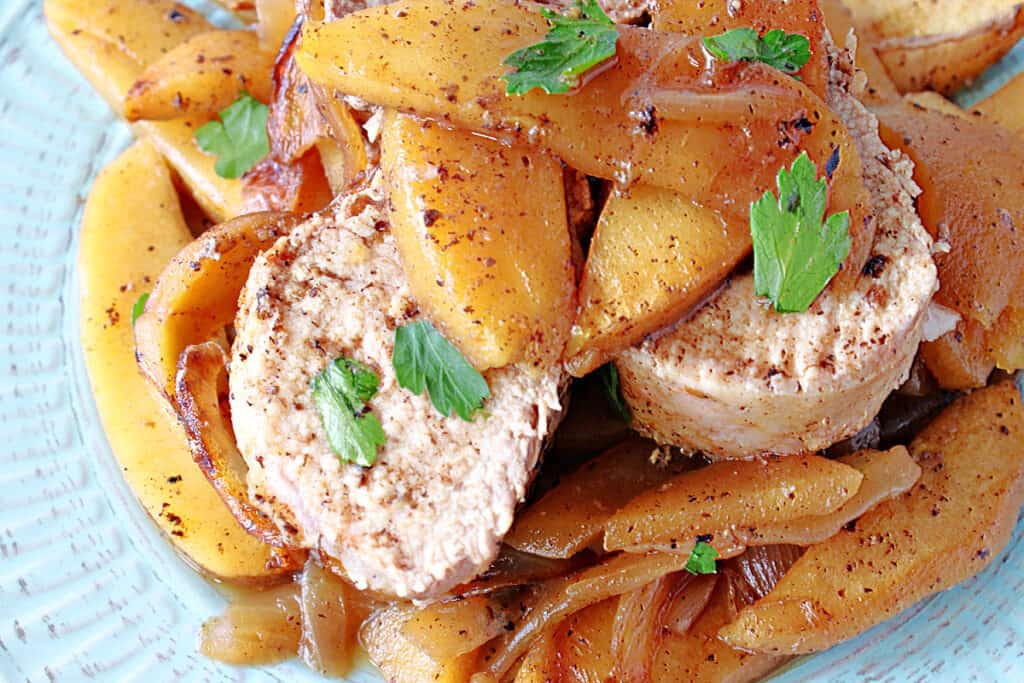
256 0 297 54
46 0 246 221
198 582 303 664
505 438 679 559
360 605 481 683
136 117 248 222
297 0 871 279
868 4 1024 95
401 593 512 662
988 305 1024 371
719 381 1024 655
920 317 995 390
567 185 749 376
974 72 1024 136
381 111 575 369
652 0 830 99
742 447 921 546
553 599 618 682
875 101 1024 328
44 0 211 115
603 454 864 554
125 30 274 121
819 0 900 104
79 139 288 582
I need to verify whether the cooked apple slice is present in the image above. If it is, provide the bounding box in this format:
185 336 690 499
125 30 275 121
46 0 248 221
744 446 921 546
719 381 1024 654
920 317 994 390
603 454 864 554
504 438 679 559
198 583 302 664
78 139 291 582
256 0 296 54
974 72 1024 136
44 0 211 115
988 305 1024 371
566 185 750 376
652 0 830 99
360 605 481 683
380 110 575 369
297 0 871 280
847 1 1024 95
553 599 618 682
875 101 1024 328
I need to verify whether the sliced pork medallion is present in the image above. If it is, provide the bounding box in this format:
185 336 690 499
229 178 564 599
616 48 938 459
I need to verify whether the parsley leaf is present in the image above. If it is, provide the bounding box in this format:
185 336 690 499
704 27 811 75
751 151 851 314
686 541 720 575
311 357 386 467
598 363 631 423
502 0 619 95
194 92 269 179
130 292 149 327
392 320 490 420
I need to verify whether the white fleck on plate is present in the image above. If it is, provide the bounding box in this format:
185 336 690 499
0 1 1022 681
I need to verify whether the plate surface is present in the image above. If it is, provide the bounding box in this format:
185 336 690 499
1 1 1022 681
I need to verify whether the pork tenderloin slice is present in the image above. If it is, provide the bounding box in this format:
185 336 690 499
229 178 564 599
616 47 938 459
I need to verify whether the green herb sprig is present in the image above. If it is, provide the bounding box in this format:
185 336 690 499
751 151 851 314
130 292 149 326
392 321 490 420
686 540 720 575
598 362 630 423
312 357 386 467
195 92 269 179
502 0 619 95
704 27 811 75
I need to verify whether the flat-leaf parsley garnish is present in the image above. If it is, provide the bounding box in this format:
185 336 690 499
130 292 149 327
598 362 631 423
502 0 619 96
312 357 386 467
686 540 720 575
392 320 490 420
194 92 269 179
704 27 811 76
751 151 851 314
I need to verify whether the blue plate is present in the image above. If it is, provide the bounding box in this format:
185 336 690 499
0 1 1021 681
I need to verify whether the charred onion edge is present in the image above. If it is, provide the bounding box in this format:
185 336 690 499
175 340 298 550
134 210 302 403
